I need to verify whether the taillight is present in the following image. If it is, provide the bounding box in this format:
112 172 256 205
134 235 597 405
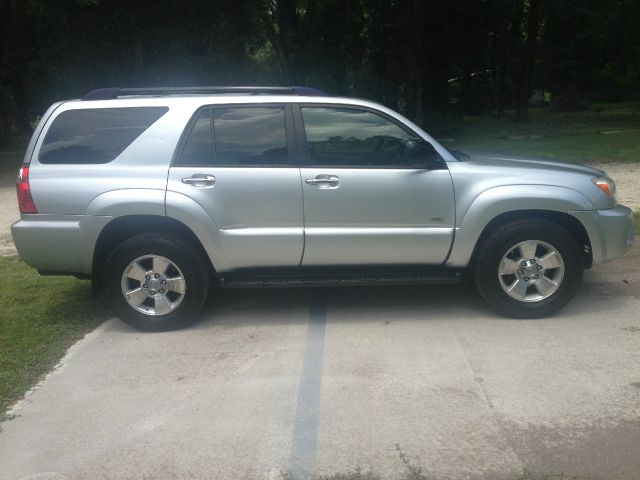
17 166 38 214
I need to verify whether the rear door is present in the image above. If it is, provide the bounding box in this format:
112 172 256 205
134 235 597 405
297 105 455 266
167 104 303 271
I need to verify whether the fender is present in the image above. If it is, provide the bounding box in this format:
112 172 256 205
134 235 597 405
446 184 596 267
85 189 219 272
75 189 168 273
85 188 166 217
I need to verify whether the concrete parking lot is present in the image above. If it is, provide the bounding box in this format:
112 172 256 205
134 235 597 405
1 243 639 480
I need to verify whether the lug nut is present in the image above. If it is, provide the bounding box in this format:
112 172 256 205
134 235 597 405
161 280 166 285
145 275 151 280
524 277 529 282
534 275 539 279
143 283 148 289
154 273 160 279
518 269 524 275
159 289 164 294
537 265 543 270
150 289 156 295
531 258 536 264
521 261 527 267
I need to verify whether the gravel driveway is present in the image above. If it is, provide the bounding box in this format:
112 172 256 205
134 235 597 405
0 175 19 256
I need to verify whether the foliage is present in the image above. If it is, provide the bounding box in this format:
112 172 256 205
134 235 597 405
0 256 108 417
1 0 639 142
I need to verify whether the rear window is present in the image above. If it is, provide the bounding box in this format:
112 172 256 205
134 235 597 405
39 107 168 164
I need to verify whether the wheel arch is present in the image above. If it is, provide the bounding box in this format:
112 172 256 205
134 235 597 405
92 215 216 288
468 210 593 270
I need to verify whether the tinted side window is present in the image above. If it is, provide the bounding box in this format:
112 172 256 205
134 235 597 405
178 109 213 166
213 107 287 165
39 107 168 164
301 107 420 167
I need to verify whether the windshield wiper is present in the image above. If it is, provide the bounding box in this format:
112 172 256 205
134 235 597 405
447 149 470 161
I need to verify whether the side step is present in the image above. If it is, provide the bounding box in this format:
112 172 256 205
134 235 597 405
220 269 464 289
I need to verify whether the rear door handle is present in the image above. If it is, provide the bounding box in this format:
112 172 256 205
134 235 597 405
181 174 216 187
305 175 340 188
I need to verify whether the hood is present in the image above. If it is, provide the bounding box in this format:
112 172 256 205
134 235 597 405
465 153 606 178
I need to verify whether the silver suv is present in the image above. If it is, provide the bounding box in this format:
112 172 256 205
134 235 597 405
12 86 635 330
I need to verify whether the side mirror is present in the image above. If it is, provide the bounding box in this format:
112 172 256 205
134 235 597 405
405 139 445 169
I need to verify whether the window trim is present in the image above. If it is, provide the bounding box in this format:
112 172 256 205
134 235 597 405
294 103 446 170
172 103 297 168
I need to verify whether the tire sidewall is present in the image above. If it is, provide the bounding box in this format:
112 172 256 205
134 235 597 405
475 221 583 318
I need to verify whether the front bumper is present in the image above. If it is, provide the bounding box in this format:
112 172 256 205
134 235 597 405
570 204 635 265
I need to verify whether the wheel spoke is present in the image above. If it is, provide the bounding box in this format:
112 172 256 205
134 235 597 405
166 276 186 294
154 294 172 315
519 241 537 261
535 276 558 296
126 262 147 282
153 256 170 275
500 258 520 275
507 278 528 300
538 251 562 270
126 287 148 306
499 240 565 303
121 254 186 316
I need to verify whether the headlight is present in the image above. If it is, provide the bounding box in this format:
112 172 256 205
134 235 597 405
592 176 617 199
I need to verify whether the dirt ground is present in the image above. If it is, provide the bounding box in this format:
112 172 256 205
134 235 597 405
0 174 19 256
591 162 640 211
0 162 638 256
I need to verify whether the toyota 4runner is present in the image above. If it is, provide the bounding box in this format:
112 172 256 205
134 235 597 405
12 86 635 330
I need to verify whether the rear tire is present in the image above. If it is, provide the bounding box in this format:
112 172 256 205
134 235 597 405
103 233 210 331
474 219 583 318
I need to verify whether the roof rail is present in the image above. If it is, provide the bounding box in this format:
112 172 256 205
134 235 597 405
81 86 329 101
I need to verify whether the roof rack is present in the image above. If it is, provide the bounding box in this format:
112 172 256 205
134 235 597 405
81 86 329 101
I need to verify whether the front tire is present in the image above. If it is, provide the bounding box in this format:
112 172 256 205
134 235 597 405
474 219 583 318
103 233 210 331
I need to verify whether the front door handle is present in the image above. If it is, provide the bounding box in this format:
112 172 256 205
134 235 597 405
181 174 216 187
305 175 340 188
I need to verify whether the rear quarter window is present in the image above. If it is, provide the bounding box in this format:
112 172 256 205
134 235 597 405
38 107 168 164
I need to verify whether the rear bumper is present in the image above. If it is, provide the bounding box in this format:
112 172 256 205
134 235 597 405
11 214 111 274
570 204 634 265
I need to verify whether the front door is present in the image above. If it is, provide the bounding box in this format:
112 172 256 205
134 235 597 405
298 105 455 266
167 104 303 271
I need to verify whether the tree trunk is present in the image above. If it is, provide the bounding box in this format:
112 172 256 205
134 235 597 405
516 0 543 122
260 0 301 84
405 0 424 126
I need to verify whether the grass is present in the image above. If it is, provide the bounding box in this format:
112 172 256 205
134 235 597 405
635 212 640 235
440 102 640 164
0 256 108 419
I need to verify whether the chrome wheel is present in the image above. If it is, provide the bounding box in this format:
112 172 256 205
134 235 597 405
498 240 565 303
120 254 186 316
